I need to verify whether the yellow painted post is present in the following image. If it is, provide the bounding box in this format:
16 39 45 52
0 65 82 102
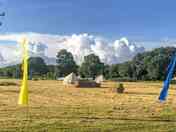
18 38 29 105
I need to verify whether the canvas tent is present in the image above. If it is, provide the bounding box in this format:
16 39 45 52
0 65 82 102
63 73 78 85
95 75 104 84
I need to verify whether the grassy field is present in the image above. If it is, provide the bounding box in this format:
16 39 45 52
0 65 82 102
0 80 176 131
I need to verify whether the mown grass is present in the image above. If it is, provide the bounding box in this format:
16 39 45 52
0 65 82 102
0 79 175 131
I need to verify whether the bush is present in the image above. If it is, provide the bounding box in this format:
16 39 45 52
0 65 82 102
170 80 176 84
32 78 39 81
117 83 125 93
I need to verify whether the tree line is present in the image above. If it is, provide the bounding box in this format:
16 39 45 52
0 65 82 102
0 47 175 81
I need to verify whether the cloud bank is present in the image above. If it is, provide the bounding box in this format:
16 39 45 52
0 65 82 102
0 33 145 66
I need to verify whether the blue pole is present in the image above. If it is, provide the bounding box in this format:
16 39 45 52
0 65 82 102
159 55 176 101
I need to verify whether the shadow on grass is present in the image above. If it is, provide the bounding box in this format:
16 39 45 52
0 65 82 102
33 113 176 123
124 91 159 96
0 89 34 94
77 116 176 123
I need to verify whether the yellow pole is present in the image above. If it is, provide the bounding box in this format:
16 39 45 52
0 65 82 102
18 38 29 105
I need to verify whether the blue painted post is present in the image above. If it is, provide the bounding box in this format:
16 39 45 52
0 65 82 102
159 55 176 101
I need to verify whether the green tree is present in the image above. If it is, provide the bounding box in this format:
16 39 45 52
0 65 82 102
56 49 78 77
130 53 148 80
118 62 133 78
29 57 48 78
79 54 104 79
46 65 57 79
130 47 176 80
102 65 111 79
108 64 120 79
144 47 176 80
0 64 21 79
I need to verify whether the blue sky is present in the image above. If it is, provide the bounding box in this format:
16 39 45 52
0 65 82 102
1 0 176 48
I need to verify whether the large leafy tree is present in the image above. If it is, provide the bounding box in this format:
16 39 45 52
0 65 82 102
144 47 176 80
56 49 78 77
129 47 176 80
108 64 120 79
118 62 133 79
29 57 48 77
45 65 57 80
105 47 176 81
130 53 148 80
80 54 104 79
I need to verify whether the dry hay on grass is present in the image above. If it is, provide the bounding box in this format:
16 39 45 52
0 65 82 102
0 82 18 86
0 80 175 131
63 83 78 88
0 81 19 86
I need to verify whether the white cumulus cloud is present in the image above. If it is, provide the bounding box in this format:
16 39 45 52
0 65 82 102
0 33 145 66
